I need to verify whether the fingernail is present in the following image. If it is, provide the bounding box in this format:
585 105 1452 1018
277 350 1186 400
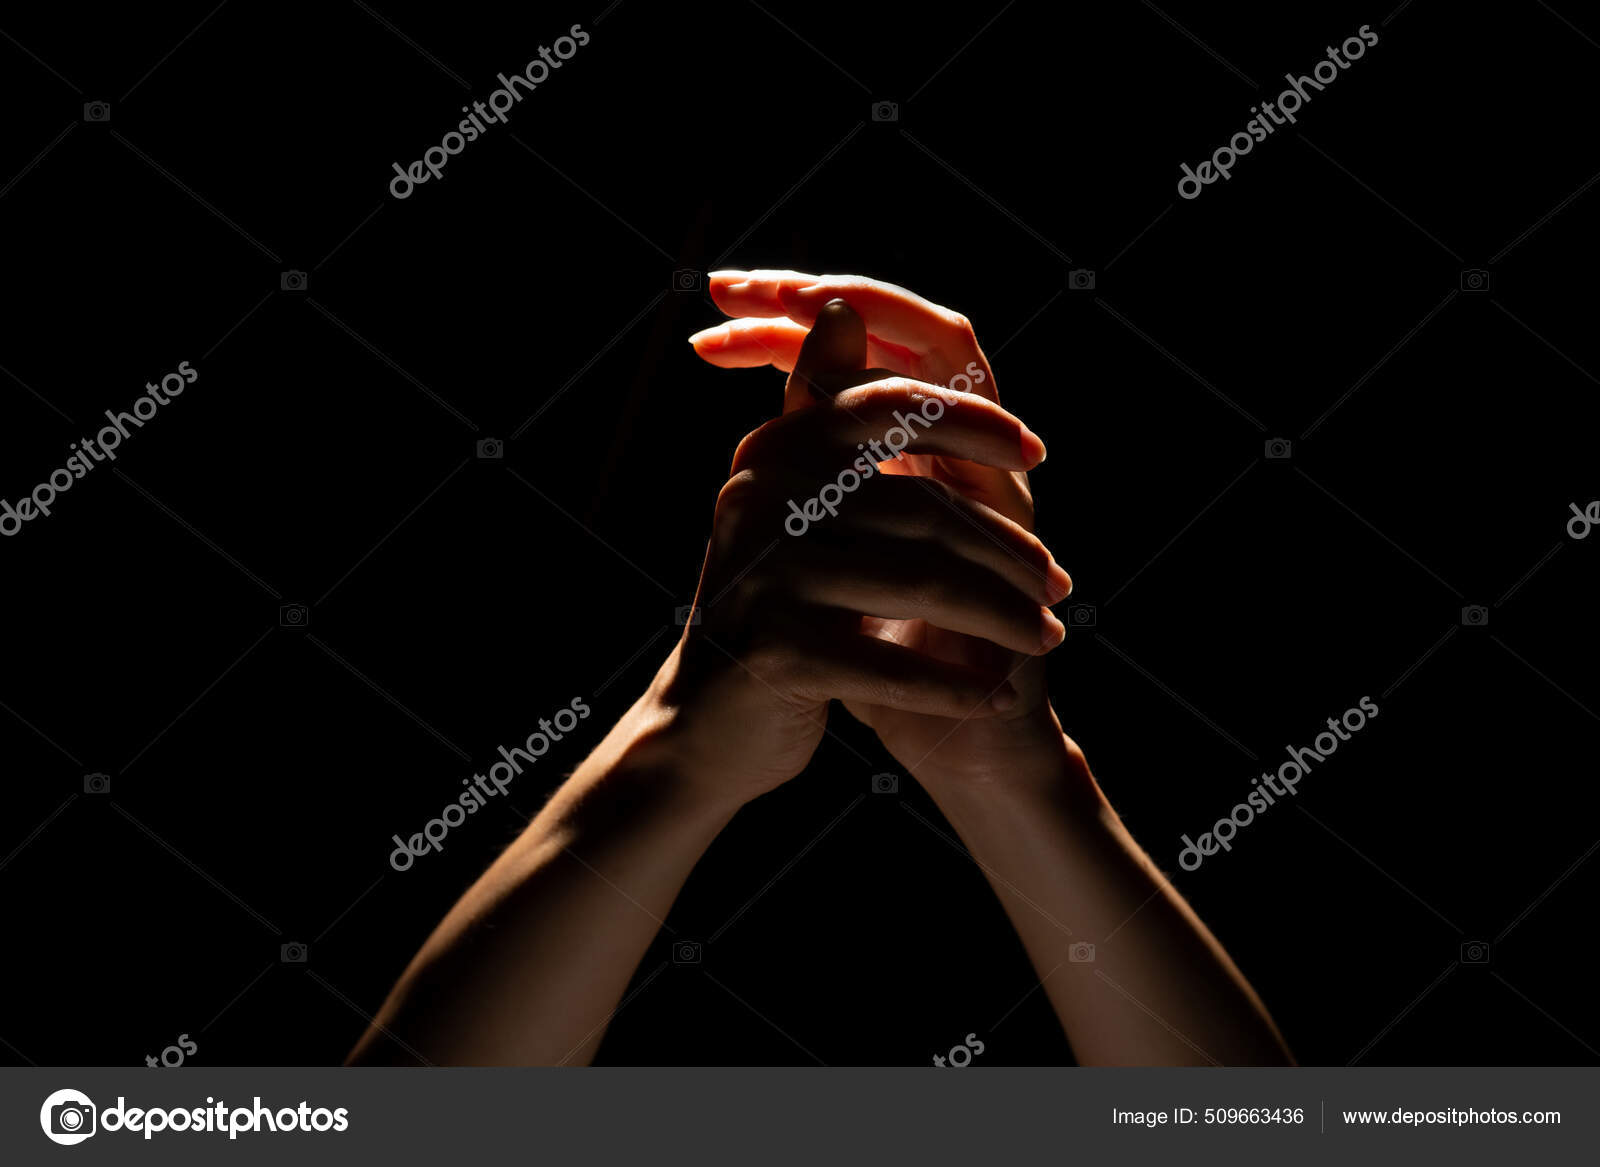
1040 609 1066 650
779 283 827 312
1046 561 1073 601
688 325 728 350
991 685 1019 712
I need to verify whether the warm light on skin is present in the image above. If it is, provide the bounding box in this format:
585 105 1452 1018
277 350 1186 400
350 272 1291 1069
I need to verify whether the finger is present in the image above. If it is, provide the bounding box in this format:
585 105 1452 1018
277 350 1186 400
848 475 1071 604
689 319 916 376
734 378 1045 473
791 538 1066 656
786 298 866 412
788 630 1019 717
689 319 807 370
710 271 1032 526
710 270 975 358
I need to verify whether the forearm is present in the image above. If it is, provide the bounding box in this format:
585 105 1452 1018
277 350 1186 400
349 690 736 1066
920 729 1293 1066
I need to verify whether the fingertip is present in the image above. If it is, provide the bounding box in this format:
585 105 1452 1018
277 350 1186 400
816 297 866 345
1021 427 1047 466
1046 561 1073 602
792 297 867 377
707 272 745 313
1039 609 1066 653
688 324 728 352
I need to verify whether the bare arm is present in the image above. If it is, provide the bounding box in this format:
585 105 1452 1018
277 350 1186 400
348 681 738 1065
692 273 1291 1065
351 302 1056 1065
920 721 1293 1066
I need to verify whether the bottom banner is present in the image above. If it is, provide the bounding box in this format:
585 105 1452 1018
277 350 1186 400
3 1067 1593 1164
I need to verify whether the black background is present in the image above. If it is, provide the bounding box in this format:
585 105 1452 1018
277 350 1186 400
2 0 1597 1067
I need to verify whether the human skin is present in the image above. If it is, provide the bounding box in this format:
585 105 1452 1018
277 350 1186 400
348 275 1291 1067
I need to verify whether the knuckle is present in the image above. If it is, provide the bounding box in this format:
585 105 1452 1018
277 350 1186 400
729 414 791 474
909 575 956 614
729 429 764 475
878 677 912 710
741 635 797 686
713 470 762 529
901 501 943 540
927 674 972 712
837 378 951 424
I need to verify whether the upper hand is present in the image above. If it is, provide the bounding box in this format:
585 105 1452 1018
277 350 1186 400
689 272 1076 790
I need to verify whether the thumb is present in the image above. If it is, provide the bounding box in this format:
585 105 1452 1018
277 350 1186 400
783 298 867 414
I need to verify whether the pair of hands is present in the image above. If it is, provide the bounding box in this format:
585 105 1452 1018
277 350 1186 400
655 271 1079 806
352 272 1295 1070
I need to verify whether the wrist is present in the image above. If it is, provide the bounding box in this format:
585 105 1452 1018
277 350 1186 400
588 670 760 820
919 730 1107 852
911 703 1093 794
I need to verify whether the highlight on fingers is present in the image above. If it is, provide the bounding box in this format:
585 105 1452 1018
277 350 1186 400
729 381 1046 479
